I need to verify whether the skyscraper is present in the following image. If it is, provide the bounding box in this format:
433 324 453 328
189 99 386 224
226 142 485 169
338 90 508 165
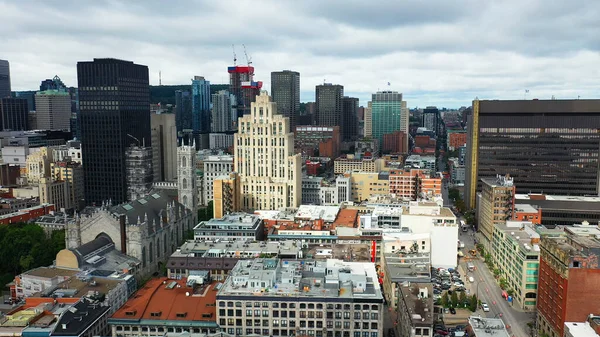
191 76 211 137
464 99 600 209
151 112 177 182
371 91 408 149
422 106 440 135
0 60 10 98
0 98 28 131
39 75 67 91
342 96 359 141
211 90 236 132
235 92 301 210
77 58 151 205
35 90 71 130
125 145 154 201
315 83 343 127
228 66 262 119
174 89 192 133
271 70 300 131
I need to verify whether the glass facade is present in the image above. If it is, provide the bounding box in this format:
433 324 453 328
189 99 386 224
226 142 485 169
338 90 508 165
466 100 600 208
175 89 192 133
77 58 151 205
315 84 343 128
271 70 300 131
191 76 211 135
371 91 402 146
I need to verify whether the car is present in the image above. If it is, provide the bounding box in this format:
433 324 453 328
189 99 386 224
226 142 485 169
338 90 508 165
449 307 456 314
454 282 464 287
444 307 450 314
435 330 449 336
455 287 466 292
481 302 490 312
433 289 442 294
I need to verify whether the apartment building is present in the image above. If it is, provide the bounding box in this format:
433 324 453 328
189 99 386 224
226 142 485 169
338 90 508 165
334 155 385 175
203 154 233 205
477 174 515 249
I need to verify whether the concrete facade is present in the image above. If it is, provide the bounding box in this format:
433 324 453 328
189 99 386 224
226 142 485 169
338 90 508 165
26 146 53 184
150 113 177 182
35 90 71 131
202 154 233 205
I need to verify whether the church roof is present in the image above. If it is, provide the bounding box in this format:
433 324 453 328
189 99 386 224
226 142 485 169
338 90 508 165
109 190 189 235
75 234 113 259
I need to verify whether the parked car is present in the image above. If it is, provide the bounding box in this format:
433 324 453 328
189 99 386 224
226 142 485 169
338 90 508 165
444 307 450 314
449 307 456 314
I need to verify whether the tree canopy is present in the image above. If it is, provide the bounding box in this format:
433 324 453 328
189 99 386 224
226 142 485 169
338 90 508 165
0 223 65 290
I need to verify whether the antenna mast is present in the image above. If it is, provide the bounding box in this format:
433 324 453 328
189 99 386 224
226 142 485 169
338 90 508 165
159 71 162 86
232 44 237 66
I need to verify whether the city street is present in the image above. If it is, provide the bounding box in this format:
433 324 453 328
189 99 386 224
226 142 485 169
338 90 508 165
459 228 534 337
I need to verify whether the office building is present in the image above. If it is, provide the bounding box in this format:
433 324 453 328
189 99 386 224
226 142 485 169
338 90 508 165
78 58 151 205
537 234 600 337
422 106 440 135
202 154 233 205
208 133 234 150
39 75 67 91
228 65 262 119
371 91 408 149
315 83 343 127
174 90 192 133
364 102 372 138
216 258 384 337
514 194 600 226
334 156 385 175
491 221 546 311
150 112 177 182
26 146 53 184
14 91 36 112
39 177 70 211
404 155 436 170
193 212 264 241
465 99 600 209
191 76 211 145
382 131 408 154
341 96 359 141
51 161 85 211
271 70 300 131
211 90 236 132
235 92 301 210
0 98 28 131
477 175 515 248
348 171 390 202
0 59 10 98
294 125 340 159
388 169 442 201
35 90 71 131
125 146 153 201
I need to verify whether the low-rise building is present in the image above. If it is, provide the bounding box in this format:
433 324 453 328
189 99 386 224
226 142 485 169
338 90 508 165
216 258 384 337
50 298 110 337
0 204 54 225
404 155 436 171
348 171 389 202
39 178 70 211
447 130 467 151
11 267 80 300
167 240 301 281
193 213 264 242
467 316 510 337
564 315 600 337
381 251 430 309
109 277 220 336
301 176 323 205
395 284 434 337
334 155 384 175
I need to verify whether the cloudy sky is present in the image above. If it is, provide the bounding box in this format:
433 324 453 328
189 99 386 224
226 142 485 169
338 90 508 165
2 0 599 108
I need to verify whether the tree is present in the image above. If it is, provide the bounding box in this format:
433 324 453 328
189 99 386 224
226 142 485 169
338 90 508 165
459 292 467 307
451 291 459 308
448 188 461 201
441 292 450 308
469 294 478 312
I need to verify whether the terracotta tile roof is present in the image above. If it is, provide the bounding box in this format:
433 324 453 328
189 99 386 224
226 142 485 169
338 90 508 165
111 278 218 322
333 209 359 228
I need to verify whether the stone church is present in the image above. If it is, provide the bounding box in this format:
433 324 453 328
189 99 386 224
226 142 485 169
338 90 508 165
65 141 199 278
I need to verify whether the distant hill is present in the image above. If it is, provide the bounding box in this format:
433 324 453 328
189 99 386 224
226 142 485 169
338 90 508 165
150 84 229 105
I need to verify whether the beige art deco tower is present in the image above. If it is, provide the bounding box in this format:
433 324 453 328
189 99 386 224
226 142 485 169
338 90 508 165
234 91 301 210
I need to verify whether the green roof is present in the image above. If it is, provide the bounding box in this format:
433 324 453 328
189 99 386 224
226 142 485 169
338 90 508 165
36 89 69 96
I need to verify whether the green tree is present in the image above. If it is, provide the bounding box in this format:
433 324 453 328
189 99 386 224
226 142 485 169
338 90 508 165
448 188 461 201
450 291 459 308
459 291 467 307
441 292 450 308
469 294 478 312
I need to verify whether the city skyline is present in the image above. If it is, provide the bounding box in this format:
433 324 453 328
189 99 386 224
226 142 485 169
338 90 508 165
2 1 599 108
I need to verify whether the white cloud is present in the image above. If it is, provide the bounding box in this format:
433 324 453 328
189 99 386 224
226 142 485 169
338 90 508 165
1 0 599 107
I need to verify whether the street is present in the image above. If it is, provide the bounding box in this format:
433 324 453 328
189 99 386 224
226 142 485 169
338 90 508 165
458 228 534 337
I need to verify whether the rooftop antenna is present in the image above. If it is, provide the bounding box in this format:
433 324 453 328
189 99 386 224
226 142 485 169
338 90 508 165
524 89 529 100
159 71 162 86
232 44 237 66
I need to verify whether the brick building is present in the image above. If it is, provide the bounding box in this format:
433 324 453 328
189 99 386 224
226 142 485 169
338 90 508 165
382 131 408 154
447 130 467 151
295 126 340 159
537 235 600 337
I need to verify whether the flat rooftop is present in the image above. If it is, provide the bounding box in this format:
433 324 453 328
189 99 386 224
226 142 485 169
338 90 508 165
399 283 434 326
383 253 431 282
111 278 220 324
332 208 359 228
194 213 261 230
173 240 300 258
564 321 599 337
468 316 510 337
564 225 600 239
34 275 124 299
515 194 600 203
295 205 340 222
21 267 79 279
305 243 372 262
218 258 383 301
495 221 542 253
513 204 538 213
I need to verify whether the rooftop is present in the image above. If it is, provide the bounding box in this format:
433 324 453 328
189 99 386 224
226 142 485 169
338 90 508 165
383 253 431 282
295 205 340 222
34 275 124 300
173 240 300 258
564 321 600 337
481 174 514 188
50 298 109 337
515 194 600 203
111 278 219 325
399 283 434 326
305 243 372 262
194 213 262 230
218 258 383 301
21 267 79 280
565 224 600 239
468 316 510 337
495 221 542 253
513 204 538 214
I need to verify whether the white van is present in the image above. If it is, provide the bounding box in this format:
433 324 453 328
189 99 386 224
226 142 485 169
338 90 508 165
469 276 475 283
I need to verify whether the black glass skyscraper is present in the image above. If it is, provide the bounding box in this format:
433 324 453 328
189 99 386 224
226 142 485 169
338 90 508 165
271 70 300 131
77 58 151 205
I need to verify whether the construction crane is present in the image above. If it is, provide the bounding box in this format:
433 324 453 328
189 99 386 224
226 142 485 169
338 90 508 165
232 44 237 66
242 44 253 76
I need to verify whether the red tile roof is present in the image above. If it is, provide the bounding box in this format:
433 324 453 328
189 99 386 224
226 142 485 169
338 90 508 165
111 277 219 322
